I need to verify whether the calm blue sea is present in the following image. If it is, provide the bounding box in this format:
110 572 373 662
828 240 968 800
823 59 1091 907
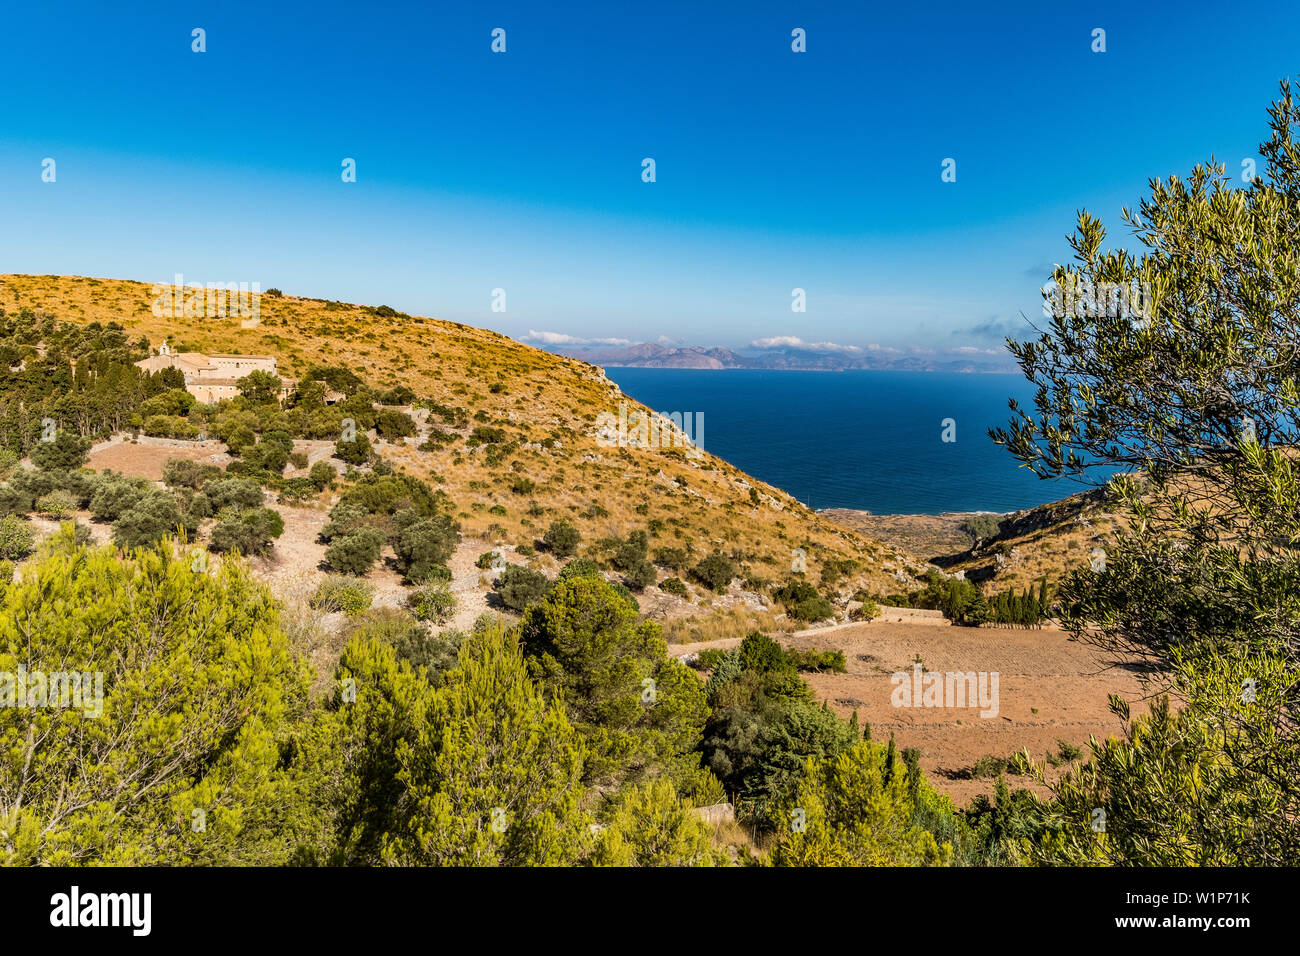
603 368 1089 515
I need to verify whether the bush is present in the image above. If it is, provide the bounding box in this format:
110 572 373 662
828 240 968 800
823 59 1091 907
208 508 285 557
205 477 264 513
612 531 648 572
162 458 223 489
421 563 452 583
772 580 835 622
35 490 77 519
658 576 688 597
244 439 289 474
107 496 185 548
112 493 192 549
308 461 336 490
88 476 149 522
691 552 737 592
542 519 580 558
558 558 601 581
653 547 689 570
310 575 374 617
319 503 370 542
225 424 257 456
324 527 386 575
496 564 552 613
694 647 732 671
785 647 848 673
334 433 372 466
467 425 506 446
143 415 199 440
186 492 213 521
29 431 92 471
510 477 536 495
408 584 458 624
369 614 462 683
0 515 35 560
853 598 880 621
335 472 442 518
375 409 417 439
623 560 657 591
0 485 33 517
476 551 501 570
393 516 458 584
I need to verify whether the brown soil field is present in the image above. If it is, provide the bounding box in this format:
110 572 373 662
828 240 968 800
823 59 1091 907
674 621 1154 807
87 440 230 481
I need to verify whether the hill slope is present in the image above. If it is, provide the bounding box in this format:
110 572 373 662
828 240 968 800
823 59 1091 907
0 274 923 620
826 487 1122 597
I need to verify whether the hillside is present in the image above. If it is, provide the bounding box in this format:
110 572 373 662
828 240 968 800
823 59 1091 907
826 486 1123 597
0 274 925 634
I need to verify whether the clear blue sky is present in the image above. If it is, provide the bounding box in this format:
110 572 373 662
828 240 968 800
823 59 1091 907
2 0 1297 357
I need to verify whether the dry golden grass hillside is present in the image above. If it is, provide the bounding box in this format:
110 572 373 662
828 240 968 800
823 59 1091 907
827 487 1122 597
0 273 925 617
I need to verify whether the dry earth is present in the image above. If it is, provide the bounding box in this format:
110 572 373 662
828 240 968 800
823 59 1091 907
673 620 1153 806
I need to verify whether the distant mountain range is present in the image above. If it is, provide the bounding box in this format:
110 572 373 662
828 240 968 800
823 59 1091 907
548 341 1016 373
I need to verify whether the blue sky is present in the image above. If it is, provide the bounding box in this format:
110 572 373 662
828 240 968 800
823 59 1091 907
1 0 1297 358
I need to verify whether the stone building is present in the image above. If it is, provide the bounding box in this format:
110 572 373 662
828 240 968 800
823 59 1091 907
135 340 294 403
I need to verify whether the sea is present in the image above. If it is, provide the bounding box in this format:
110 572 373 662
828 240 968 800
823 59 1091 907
603 368 1092 516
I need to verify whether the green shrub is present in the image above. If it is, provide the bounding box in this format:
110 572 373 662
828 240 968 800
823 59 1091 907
658 576 688 597
393 515 458 584
694 647 731 670
958 513 1004 546
623 560 657 591
35 490 77 519
324 527 386 575
690 551 737 592
0 485 33 517
496 564 552 612
467 425 506 446
612 531 648 572
162 458 223 489
653 546 689 570
310 575 375 617
785 647 848 673
853 598 880 621
772 579 835 622
208 508 285 557
542 519 580 558
558 558 601 580
375 409 416 439
308 461 337 490
0 515 35 560
334 433 372 465
205 477 264 513
29 431 92 471
112 493 192 549
408 584 457 624
88 476 149 522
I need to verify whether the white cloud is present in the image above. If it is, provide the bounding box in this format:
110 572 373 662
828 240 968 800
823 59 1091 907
749 335 863 354
525 330 633 346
